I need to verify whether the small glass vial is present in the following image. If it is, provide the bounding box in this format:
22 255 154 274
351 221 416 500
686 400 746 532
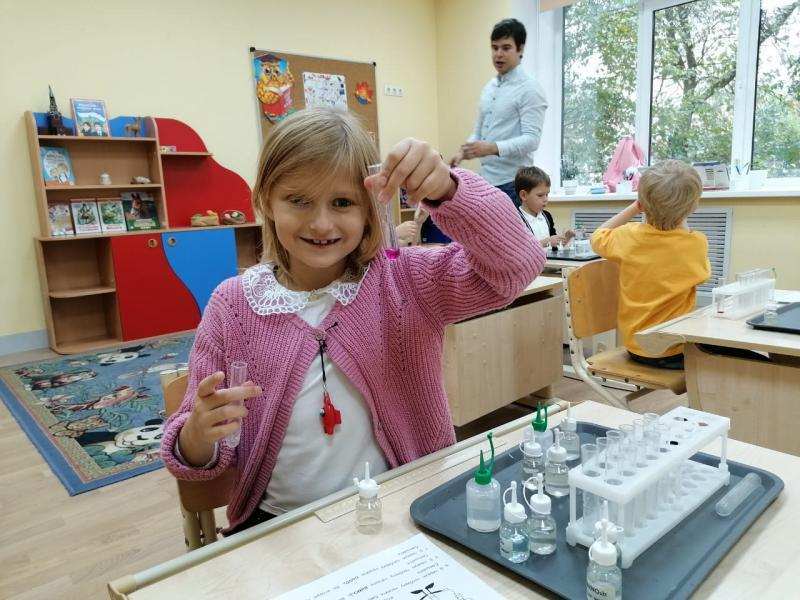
561 402 580 461
545 429 570 497
524 473 557 555
499 480 529 563
353 462 382 534
466 433 501 532
764 301 779 323
587 519 622 600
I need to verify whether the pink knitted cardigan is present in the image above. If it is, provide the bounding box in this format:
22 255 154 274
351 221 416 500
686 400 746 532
161 168 546 531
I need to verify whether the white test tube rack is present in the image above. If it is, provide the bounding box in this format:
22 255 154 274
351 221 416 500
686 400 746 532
565 406 731 569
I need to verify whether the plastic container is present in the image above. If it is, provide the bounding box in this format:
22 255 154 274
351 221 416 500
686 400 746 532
499 480 529 563
715 472 763 517
223 361 248 448
523 473 557 555
353 462 382 534
466 432 501 532
713 268 775 320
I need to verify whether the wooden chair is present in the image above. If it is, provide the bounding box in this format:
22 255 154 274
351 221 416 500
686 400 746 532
161 369 237 551
563 260 686 410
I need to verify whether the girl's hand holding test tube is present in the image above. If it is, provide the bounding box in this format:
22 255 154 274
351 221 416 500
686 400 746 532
366 138 456 208
179 371 262 467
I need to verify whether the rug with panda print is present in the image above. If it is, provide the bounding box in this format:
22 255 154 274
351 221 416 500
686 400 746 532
0 335 194 495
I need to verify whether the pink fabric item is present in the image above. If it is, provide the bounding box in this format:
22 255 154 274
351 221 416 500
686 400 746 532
160 168 546 532
603 136 645 192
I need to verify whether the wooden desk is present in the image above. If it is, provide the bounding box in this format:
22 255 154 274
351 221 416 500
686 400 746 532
637 303 800 454
443 276 563 425
108 401 797 599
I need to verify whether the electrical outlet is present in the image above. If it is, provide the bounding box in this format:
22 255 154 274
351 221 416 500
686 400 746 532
383 84 404 97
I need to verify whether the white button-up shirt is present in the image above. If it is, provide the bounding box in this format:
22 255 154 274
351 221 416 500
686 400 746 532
469 65 548 186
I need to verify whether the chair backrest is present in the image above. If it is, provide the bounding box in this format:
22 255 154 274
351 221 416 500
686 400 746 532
160 370 237 513
566 259 620 339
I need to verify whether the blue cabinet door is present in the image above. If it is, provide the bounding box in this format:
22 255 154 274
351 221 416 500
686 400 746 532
162 228 238 315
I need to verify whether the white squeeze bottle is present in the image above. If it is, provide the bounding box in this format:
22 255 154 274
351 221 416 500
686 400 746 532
353 462 382 534
545 428 570 497
521 423 545 480
466 432 502 532
561 401 581 461
499 480 530 563
587 518 622 600
524 473 557 555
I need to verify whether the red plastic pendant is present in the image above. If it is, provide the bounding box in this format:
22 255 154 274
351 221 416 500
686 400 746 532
321 391 341 435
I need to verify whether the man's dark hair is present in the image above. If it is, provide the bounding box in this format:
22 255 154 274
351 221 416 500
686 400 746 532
491 18 526 49
515 166 551 195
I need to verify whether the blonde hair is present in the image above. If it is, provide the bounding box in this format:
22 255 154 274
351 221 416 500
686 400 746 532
637 159 702 230
252 108 382 282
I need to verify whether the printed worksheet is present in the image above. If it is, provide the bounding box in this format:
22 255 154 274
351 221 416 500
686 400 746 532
271 533 506 600
302 72 348 110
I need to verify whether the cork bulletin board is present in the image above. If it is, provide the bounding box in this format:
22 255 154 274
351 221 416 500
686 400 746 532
250 48 379 147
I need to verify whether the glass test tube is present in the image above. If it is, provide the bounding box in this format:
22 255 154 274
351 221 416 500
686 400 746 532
367 163 399 260
619 424 637 477
223 361 248 448
656 422 671 454
604 430 624 485
633 419 648 469
596 437 608 470
581 443 601 477
580 442 601 535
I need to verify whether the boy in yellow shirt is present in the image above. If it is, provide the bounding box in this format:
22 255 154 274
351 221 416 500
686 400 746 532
590 160 710 369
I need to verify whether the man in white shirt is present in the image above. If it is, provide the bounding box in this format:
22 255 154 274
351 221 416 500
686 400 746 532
450 18 548 207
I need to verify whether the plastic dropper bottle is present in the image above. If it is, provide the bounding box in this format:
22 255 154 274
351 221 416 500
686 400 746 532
521 423 545 481
545 429 570 497
524 473 557 555
499 480 530 563
353 462 382 534
532 402 553 453
595 500 624 566
587 518 622 600
561 402 580 461
466 432 501 532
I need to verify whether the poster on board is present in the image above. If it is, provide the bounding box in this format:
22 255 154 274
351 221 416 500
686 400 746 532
302 72 348 110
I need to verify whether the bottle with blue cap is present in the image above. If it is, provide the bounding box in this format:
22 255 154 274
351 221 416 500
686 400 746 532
466 432 501 532
499 480 529 563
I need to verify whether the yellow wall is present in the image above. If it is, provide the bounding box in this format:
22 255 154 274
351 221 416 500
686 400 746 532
0 0 439 338
434 0 512 170
547 198 800 289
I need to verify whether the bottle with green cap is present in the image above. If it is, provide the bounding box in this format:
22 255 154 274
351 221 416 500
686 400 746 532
466 432 502 532
532 402 554 453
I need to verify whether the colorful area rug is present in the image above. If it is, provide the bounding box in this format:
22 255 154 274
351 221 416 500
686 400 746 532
0 335 194 495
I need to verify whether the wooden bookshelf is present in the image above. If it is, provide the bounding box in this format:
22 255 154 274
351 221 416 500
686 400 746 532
26 111 260 353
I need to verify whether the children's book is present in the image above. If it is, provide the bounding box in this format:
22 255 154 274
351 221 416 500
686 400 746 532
47 203 75 236
70 200 102 235
71 98 110 137
97 199 127 233
39 147 76 186
121 192 160 231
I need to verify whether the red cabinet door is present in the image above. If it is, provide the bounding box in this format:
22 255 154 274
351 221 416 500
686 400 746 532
111 234 200 340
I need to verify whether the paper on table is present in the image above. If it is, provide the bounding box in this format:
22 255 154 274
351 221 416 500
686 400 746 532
774 290 800 303
271 533 506 600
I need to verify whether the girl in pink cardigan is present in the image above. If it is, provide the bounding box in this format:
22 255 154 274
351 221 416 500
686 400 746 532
161 108 546 534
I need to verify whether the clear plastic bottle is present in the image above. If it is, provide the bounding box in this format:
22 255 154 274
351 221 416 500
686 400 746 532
595 501 624 567
499 480 530 563
353 462 382 534
523 473 557 555
545 429 570 497
561 401 580 461
466 432 502 532
520 424 545 480
587 519 622 600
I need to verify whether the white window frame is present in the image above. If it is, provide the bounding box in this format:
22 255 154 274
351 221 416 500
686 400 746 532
543 0 799 187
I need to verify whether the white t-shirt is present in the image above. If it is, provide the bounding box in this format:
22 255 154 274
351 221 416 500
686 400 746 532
520 207 551 244
260 292 389 515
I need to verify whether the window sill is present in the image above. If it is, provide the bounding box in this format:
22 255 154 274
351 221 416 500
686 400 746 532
549 188 800 202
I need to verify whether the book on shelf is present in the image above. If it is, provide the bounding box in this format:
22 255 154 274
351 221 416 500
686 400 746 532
47 203 75 236
121 191 160 231
70 98 110 137
39 146 75 186
70 200 102 235
97 198 127 233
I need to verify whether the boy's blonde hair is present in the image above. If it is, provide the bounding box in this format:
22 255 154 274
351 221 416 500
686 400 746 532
637 159 702 230
252 107 382 281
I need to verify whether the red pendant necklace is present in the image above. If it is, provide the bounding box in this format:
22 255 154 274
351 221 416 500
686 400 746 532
316 331 341 435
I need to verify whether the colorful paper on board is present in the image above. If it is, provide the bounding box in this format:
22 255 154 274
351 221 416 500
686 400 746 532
302 72 348 110
354 81 374 105
253 53 295 121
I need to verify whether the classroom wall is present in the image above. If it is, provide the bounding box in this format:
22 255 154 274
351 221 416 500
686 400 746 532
0 0 440 340
548 199 800 289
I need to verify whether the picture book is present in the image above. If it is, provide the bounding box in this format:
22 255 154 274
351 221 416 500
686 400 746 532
47 203 74 236
70 200 102 235
97 199 126 233
71 98 110 137
39 146 75 186
121 192 160 231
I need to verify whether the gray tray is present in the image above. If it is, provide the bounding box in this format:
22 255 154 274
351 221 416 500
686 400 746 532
747 301 800 335
410 422 783 599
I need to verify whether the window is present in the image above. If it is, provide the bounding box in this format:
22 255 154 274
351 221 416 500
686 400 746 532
561 0 638 183
649 0 740 164
751 0 800 177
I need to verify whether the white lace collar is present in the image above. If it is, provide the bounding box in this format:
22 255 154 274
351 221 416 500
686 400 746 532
242 262 368 316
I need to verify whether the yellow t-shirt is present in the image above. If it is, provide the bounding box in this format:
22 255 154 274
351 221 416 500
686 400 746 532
591 223 711 357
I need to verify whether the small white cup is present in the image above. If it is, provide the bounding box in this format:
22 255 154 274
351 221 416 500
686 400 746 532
748 170 768 189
